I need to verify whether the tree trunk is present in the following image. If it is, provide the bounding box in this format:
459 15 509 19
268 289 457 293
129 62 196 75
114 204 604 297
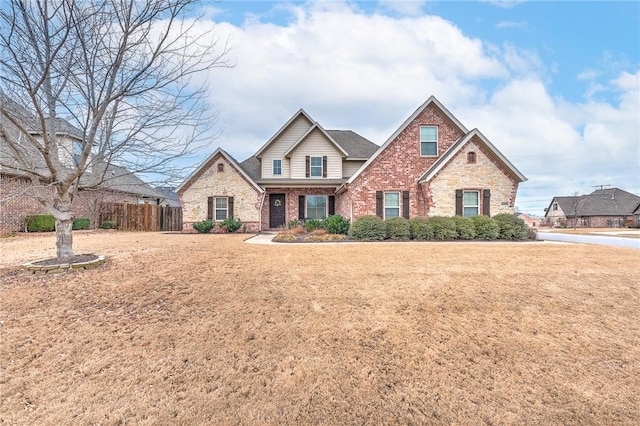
56 218 74 261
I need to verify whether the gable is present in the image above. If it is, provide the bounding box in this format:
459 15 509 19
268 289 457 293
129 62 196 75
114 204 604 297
419 130 526 184
254 111 314 159
176 148 262 195
284 125 348 158
347 96 468 185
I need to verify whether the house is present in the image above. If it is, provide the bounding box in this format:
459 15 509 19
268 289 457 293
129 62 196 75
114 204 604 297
177 96 526 232
517 213 540 228
0 95 166 233
544 188 640 228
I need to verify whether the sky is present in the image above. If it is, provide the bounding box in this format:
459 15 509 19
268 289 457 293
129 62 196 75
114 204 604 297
184 0 639 216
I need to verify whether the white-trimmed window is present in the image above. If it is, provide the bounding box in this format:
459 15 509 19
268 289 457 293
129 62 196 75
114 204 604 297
306 195 327 219
73 141 82 165
310 156 323 177
215 197 228 221
463 191 479 217
384 192 400 219
420 126 438 156
273 159 282 176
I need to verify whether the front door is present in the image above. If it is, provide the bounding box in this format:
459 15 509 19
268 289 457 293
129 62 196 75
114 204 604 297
269 194 286 228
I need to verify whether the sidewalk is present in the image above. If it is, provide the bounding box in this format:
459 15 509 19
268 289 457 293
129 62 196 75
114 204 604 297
244 233 277 245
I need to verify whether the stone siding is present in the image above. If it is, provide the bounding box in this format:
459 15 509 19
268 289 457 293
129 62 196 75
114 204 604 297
428 139 518 216
179 153 262 233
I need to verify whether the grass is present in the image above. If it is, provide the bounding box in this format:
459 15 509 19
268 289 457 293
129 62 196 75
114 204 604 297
0 232 638 424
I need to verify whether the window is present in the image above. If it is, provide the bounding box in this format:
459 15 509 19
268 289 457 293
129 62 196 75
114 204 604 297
310 156 322 177
420 126 438 156
217 163 224 172
384 192 400 219
73 141 82 165
273 159 282 176
553 202 558 211
306 195 327 219
467 151 476 164
463 191 479 217
215 197 228 221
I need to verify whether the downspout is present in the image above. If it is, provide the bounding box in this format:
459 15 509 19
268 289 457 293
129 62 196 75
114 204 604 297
258 190 266 233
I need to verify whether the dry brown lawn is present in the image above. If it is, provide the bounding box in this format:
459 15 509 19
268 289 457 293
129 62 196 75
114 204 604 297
1 231 638 425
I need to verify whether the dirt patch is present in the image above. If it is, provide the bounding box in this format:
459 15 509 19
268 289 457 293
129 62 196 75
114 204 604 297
1 231 638 424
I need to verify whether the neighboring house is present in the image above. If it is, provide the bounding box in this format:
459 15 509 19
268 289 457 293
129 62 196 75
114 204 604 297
155 187 182 207
0 96 165 233
517 213 540 228
177 96 526 232
544 188 640 228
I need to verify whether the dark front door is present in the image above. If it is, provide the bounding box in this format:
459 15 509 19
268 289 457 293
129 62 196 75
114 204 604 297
269 194 286 228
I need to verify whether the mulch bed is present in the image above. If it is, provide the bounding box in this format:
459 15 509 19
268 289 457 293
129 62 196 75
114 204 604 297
31 254 99 266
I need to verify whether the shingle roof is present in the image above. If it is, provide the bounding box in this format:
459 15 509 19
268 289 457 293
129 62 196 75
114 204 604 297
326 130 378 159
239 155 261 181
1 93 164 200
549 188 640 217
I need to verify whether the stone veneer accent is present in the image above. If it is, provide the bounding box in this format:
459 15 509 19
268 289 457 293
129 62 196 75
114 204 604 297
179 153 262 233
428 138 519 216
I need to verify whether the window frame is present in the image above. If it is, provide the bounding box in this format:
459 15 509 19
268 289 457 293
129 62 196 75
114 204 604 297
305 195 327 220
463 190 480 217
73 141 83 166
310 156 323 177
384 192 400 219
215 197 228 221
420 125 438 157
273 159 282 176
467 151 476 164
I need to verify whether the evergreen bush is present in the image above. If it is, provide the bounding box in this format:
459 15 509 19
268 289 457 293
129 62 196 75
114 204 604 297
99 221 117 229
323 215 350 235
451 216 476 240
349 215 386 241
493 213 528 240
219 217 242 233
429 216 457 240
25 215 55 232
193 219 214 233
385 217 411 240
72 218 91 230
471 215 499 240
409 217 434 240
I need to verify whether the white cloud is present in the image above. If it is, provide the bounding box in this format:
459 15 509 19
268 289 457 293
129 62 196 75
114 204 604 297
377 0 428 16
496 21 527 29
180 1 638 215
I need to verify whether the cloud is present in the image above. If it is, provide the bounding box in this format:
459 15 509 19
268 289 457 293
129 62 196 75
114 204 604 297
496 21 527 29
179 1 638 215
377 0 428 16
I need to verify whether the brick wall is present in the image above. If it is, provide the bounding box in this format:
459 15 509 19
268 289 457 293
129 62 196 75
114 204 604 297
0 174 141 234
260 187 336 230
348 103 465 219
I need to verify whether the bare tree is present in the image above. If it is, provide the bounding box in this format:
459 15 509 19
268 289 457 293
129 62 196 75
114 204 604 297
0 0 230 261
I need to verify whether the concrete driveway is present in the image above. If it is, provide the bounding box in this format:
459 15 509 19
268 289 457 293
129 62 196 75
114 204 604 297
538 231 640 249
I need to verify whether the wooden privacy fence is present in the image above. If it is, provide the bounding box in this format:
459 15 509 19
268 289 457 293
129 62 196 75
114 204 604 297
100 203 182 232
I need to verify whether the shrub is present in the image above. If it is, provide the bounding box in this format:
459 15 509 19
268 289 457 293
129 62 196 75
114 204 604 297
493 213 528 240
309 229 328 236
385 217 410 241
72 218 91 230
409 217 434 240
192 219 214 234
526 227 538 240
472 216 499 240
289 225 306 235
349 215 386 241
288 219 303 229
451 216 476 240
25 215 55 232
219 217 242 233
304 219 325 232
99 221 117 230
273 232 296 242
429 216 457 240
323 215 350 235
